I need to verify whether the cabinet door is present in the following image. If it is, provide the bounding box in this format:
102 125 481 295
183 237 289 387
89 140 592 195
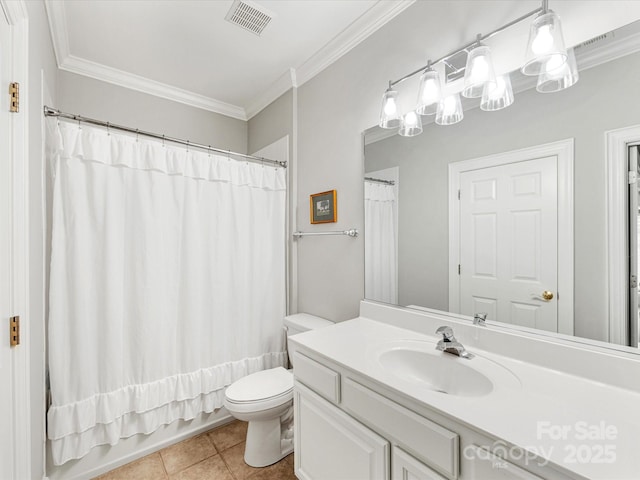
392 447 447 480
294 381 389 480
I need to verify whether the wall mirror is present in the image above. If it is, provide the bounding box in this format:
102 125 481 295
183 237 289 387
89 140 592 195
364 18 640 352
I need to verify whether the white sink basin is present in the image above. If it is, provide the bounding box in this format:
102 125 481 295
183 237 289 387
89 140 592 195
375 341 521 397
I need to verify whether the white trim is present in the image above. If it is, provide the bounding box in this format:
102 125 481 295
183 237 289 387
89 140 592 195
294 0 415 87
605 125 640 345
448 139 574 335
1 1 31 478
59 55 248 120
43 0 68 67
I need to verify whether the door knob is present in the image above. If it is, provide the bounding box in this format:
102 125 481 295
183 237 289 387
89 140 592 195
541 290 554 301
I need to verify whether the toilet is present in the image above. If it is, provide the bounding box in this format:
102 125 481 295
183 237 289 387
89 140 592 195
223 313 334 467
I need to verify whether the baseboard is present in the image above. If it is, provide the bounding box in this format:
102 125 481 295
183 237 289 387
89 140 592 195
46 410 234 480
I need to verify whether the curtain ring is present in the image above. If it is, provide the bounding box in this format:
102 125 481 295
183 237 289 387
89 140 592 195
136 129 139 142
208 145 212 157
77 115 81 129
106 122 110 136
186 140 190 152
227 150 231 162
162 135 165 147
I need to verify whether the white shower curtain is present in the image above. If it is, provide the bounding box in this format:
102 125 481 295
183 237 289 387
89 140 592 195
46 118 287 465
364 181 398 304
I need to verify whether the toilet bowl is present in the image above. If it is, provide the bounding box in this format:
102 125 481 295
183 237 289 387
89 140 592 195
223 313 333 467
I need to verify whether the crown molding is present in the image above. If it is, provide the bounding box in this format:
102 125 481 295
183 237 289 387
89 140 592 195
59 55 247 120
575 28 640 72
295 0 416 87
44 0 70 67
2 0 27 23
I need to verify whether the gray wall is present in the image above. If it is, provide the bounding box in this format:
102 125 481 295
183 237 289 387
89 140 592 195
57 71 248 154
26 2 59 478
365 52 640 342
248 89 293 156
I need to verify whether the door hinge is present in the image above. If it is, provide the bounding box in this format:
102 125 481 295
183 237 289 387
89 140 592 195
9 316 20 346
629 170 638 184
631 274 638 289
458 264 461 275
9 82 19 113
458 189 461 200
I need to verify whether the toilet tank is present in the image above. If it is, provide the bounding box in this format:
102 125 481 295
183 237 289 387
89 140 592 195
284 313 334 336
284 313 333 366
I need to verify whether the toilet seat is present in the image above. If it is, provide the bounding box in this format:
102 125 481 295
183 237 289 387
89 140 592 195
225 367 293 413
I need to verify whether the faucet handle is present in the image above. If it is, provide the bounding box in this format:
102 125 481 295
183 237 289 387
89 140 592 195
473 313 488 326
436 325 455 341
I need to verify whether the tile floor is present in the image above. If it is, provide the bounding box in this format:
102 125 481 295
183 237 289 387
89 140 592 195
95 420 296 480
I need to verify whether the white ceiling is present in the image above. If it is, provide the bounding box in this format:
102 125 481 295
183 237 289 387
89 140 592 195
45 0 414 120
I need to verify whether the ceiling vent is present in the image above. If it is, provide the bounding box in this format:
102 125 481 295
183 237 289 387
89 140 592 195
225 0 273 36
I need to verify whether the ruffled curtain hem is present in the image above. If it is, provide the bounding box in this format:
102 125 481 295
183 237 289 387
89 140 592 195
48 351 287 465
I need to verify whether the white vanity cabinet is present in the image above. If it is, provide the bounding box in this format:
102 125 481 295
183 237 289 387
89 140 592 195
292 349 575 480
294 381 389 480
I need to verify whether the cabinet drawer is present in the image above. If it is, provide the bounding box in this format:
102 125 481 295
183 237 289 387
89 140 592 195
293 352 340 403
342 378 459 479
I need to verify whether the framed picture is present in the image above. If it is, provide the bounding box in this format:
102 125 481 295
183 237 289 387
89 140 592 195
310 190 337 224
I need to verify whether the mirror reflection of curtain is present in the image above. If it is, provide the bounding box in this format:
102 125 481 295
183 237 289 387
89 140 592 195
365 181 397 304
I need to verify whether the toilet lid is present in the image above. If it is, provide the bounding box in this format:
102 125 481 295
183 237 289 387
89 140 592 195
225 367 293 403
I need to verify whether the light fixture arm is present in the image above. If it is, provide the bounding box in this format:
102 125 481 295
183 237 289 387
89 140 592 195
389 5 544 88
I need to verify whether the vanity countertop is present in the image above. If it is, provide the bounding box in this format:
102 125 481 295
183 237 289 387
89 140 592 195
289 317 640 480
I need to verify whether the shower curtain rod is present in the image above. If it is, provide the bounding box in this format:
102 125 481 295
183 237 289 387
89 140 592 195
364 177 395 186
43 106 287 168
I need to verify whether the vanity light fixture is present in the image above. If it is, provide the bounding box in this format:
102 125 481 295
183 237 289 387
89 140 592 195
480 73 514 111
378 0 575 136
416 62 442 115
462 36 496 99
536 47 579 93
379 84 400 129
398 110 423 136
521 1 567 76
435 93 464 126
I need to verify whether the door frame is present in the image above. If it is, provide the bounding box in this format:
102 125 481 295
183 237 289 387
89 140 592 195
606 125 640 345
0 0 31 478
448 139 574 335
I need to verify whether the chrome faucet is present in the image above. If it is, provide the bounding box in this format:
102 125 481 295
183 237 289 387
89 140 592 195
435 326 474 359
473 313 488 326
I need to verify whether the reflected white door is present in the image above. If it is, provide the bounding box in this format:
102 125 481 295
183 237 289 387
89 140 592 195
458 156 558 332
0 7 15 477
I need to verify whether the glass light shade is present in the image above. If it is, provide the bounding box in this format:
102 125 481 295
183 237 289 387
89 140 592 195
481 73 514 111
522 10 567 76
435 93 464 126
462 44 496 98
416 68 442 115
398 110 423 137
379 88 400 129
536 47 579 93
